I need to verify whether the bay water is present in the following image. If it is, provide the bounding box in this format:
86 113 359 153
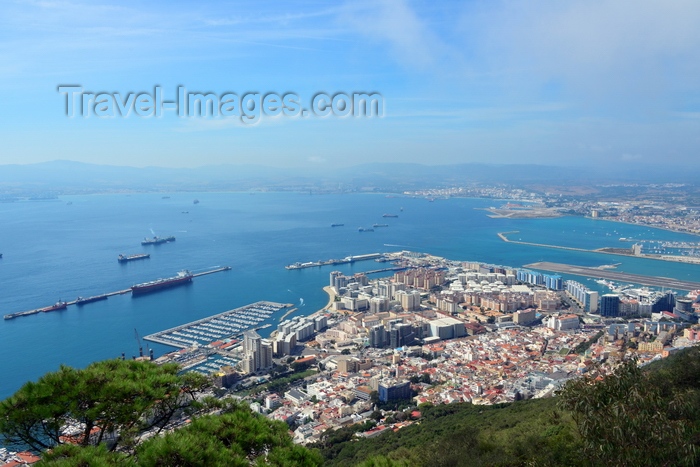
1 192 698 399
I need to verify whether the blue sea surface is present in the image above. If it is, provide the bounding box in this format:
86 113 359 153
0 193 699 399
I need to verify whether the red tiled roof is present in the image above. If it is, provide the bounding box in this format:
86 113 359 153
17 452 41 464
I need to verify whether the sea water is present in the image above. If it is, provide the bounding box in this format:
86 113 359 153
0 192 698 398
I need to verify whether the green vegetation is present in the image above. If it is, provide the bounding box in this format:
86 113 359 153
0 360 322 466
319 347 700 466
408 373 431 384
572 330 604 354
315 397 581 466
245 369 318 396
559 357 696 466
37 402 323 466
0 359 210 452
5 348 700 466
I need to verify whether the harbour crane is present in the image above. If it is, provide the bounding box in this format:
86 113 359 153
134 328 145 357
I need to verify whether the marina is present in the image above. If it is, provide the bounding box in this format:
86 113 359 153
144 301 290 349
500 232 700 265
285 253 382 270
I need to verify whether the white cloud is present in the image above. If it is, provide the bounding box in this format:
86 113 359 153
337 0 450 70
457 1 700 110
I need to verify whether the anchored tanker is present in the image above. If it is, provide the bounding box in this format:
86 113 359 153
76 294 108 305
131 270 193 295
118 253 150 262
141 236 175 245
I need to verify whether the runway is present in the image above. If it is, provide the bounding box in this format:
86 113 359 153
524 261 700 291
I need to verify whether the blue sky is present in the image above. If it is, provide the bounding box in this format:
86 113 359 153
1 0 699 168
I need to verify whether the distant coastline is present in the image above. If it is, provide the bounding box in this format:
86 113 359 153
477 207 564 219
498 231 700 265
585 215 700 238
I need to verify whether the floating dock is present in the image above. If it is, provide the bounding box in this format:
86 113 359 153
144 301 288 349
285 253 383 270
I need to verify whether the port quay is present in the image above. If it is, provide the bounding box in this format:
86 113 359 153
143 301 290 349
285 252 407 275
285 252 383 269
2 266 231 320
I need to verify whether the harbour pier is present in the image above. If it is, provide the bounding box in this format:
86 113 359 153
285 253 383 270
3 266 231 320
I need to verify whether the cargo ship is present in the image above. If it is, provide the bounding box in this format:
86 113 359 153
373 223 389 228
118 253 150 263
141 236 176 245
331 223 344 227
131 270 193 295
382 214 399 218
42 301 68 313
4 300 68 320
76 294 108 306
358 227 375 232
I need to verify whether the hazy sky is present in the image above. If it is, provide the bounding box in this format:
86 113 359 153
1 0 699 168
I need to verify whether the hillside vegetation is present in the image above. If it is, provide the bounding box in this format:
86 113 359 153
1 348 699 466
317 347 700 466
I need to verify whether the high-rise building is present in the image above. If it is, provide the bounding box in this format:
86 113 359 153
652 292 676 314
600 294 621 317
544 274 563 291
330 271 343 288
369 324 387 348
396 290 421 311
513 308 537 325
565 280 599 313
378 380 411 402
242 330 273 373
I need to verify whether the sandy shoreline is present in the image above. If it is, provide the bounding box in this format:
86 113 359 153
316 286 336 316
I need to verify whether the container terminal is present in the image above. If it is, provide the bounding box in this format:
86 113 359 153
3 266 231 320
144 301 290 349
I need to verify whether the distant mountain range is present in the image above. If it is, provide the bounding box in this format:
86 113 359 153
0 160 692 196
